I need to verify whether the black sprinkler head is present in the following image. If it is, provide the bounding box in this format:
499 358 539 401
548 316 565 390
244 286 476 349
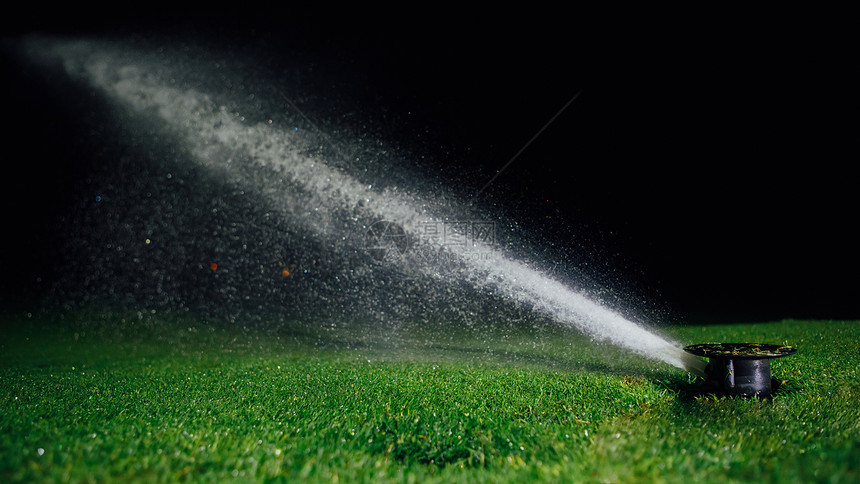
683 343 797 397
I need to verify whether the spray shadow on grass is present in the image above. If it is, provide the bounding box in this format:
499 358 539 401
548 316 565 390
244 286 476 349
291 320 677 381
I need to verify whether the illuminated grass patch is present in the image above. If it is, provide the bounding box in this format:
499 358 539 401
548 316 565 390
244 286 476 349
1 315 857 483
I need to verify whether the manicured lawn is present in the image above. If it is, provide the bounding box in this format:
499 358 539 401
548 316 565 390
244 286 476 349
1 312 857 482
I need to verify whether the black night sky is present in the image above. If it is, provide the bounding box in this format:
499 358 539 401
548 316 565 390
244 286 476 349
2 9 856 323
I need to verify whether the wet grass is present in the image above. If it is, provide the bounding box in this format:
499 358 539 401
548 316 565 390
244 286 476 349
1 312 857 483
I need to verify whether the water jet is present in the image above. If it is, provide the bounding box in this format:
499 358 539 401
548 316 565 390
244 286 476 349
13 34 710 376
683 343 796 397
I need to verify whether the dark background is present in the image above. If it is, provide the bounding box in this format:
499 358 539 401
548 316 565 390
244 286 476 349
2 9 856 323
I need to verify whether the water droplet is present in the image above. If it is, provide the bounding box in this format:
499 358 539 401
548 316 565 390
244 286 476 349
37 448 44 456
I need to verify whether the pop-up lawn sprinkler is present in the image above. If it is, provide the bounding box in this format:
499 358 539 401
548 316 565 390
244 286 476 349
683 343 796 397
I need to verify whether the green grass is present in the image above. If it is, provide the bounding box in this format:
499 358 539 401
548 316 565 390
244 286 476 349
1 312 857 483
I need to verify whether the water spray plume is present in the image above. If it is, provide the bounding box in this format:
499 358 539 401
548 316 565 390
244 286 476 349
20 36 707 377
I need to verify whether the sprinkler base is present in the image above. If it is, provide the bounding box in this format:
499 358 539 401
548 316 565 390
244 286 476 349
684 343 796 398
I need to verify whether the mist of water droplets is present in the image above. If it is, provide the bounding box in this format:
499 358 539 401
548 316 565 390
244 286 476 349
18 36 705 375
